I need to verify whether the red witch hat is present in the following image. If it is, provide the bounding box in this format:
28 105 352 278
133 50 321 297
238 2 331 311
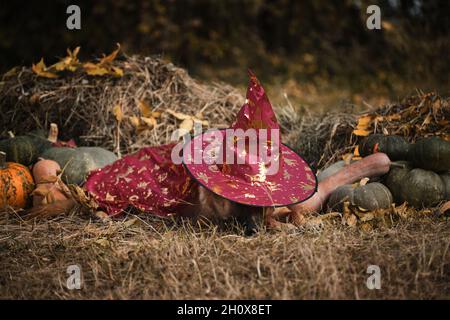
182 70 317 207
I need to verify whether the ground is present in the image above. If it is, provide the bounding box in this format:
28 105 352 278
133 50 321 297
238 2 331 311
1 212 449 299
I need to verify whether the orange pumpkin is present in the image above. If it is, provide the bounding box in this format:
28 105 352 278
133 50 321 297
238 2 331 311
0 151 35 209
32 158 69 206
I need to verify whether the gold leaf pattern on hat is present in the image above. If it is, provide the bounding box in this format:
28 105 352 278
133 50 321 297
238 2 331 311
157 172 168 182
306 172 315 183
300 182 315 191
265 181 281 192
284 158 296 166
197 172 210 183
137 182 149 189
105 192 115 201
208 165 219 173
226 180 238 189
129 195 139 201
249 162 267 183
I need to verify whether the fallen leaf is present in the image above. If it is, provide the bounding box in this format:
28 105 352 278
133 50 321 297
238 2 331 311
99 43 121 65
113 104 124 122
94 211 110 221
360 223 373 232
110 66 123 77
32 58 58 78
167 109 192 120
359 177 370 186
141 116 157 128
356 115 373 128
359 212 375 222
138 100 153 117
180 118 194 132
83 62 109 76
123 218 137 228
352 129 371 136
50 47 80 72
438 201 450 216
346 213 358 227
129 116 141 128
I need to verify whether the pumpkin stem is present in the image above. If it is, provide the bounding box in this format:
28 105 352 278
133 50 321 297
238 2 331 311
390 162 406 169
48 123 59 143
0 151 6 169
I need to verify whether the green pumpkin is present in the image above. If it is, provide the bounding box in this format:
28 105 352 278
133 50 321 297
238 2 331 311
0 131 52 166
385 165 446 207
327 184 355 210
408 137 450 172
383 161 412 204
440 172 450 200
359 134 410 161
41 147 118 185
328 182 393 211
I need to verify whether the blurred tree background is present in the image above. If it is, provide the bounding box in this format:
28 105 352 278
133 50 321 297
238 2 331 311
0 0 449 101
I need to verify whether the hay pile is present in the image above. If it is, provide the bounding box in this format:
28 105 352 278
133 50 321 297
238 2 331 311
0 54 243 154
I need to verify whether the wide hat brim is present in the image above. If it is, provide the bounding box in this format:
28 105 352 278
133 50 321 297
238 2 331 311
182 130 317 207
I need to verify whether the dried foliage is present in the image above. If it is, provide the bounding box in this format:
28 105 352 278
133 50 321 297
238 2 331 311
0 52 243 154
284 92 450 168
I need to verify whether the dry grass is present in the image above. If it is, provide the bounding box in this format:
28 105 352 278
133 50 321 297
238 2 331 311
1 212 449 300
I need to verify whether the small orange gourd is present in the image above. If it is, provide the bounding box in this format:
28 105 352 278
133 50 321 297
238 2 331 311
0 151 35 209
32 158 69 206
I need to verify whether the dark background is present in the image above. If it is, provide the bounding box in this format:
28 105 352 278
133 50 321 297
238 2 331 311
1 0 449 96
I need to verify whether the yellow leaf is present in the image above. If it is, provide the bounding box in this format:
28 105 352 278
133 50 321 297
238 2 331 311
167 109 192 120
100 43 121 65
32 58 58 78
360 223 373 232
352 129 371 136
386 114 401 121
123 218 137 228
83 62 109 76
353 145 360 157
71 46 80 59
151 111 161 118
179 118 194 132
113 104 124 122
197 119 209 126
129 116 140 128
50 46 80 72
138 100 153 117
141 116 157 127
110 66 123 77
356 115 373 129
